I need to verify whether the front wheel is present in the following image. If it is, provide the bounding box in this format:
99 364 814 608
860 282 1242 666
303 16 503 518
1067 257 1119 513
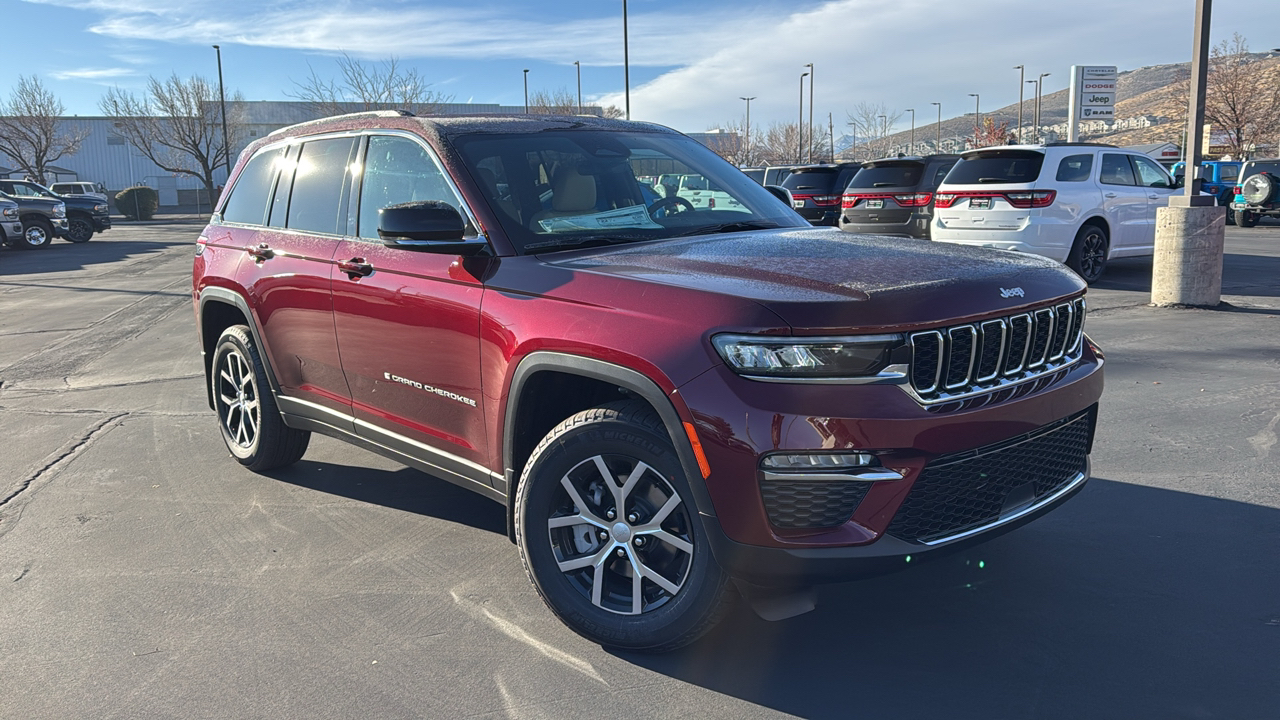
515 400 734 652
1067 224 1109 283
16 218 53 249
1234 209 1259 228
210 325 310 472
65 217 94 243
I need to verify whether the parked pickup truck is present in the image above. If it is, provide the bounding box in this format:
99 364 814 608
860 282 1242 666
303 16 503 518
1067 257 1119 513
0 179 111 243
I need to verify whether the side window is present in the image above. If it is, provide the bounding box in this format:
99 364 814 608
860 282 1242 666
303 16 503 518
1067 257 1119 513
287 137 355 235
222 147 283 226
1099 154 1137 186
1055 154 1094 182
357 135 465 240
1132 155 1172 188
1219 164 1240 181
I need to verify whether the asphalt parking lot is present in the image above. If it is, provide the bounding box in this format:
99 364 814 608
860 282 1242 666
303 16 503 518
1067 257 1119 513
1 219 1277 719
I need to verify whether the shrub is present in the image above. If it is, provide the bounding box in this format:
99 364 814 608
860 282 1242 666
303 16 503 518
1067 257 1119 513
115 185 159 220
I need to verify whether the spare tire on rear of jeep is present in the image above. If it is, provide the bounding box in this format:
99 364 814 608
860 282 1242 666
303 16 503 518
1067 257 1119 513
1240 173 1277 206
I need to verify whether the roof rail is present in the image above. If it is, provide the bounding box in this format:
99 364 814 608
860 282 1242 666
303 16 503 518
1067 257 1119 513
1043 141 1117 148
266 109 416 138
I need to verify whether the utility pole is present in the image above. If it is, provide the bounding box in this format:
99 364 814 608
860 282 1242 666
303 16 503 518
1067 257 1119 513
828 112 834 162
931 102 941 149
622 0 630 120
574 61 582 114
1037 73 1050 140
1014 65 1025 143
969 93 981 143
805 63 814 163
1153 0 1223 307
740 96 755 164
798 71 808 163
523 69 529 113
212 45 231 178
906 108 915 155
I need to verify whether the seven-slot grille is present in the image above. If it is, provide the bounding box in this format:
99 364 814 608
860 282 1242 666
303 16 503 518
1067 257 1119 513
909 297 1086 404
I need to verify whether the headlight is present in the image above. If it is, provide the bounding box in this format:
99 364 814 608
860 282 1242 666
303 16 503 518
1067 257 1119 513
2 207 16 219
53 204 66 218
712 333 903 378
94 204 108 213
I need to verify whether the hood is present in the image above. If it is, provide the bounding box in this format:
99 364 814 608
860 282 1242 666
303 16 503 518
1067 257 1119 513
544 228 1085 332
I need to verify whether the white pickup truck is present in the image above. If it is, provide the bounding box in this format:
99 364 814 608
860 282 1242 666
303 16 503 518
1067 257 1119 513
656 174 746 212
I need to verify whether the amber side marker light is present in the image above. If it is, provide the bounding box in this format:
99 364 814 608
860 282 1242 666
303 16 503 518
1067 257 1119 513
682 422 712 479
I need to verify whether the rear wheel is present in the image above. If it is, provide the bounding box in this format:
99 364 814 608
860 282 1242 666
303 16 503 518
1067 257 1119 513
65 217 94 243
1234 209 1259 228
1067 224 1109 283
515 400 734 652
16 218 53 249
211 325 310 472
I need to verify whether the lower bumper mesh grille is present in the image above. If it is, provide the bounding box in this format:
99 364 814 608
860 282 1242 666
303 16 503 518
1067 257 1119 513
887 409 1094 543
761 480 872 529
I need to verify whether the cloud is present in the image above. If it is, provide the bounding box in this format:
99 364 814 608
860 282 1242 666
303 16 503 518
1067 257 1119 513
48 66 138 80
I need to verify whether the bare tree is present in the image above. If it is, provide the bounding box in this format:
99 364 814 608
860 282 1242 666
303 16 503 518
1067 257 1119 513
845 102 903 161
100 74 244 200
528 87 579 115
1203 35 1280 158
289 53 452 118
0 76 87 185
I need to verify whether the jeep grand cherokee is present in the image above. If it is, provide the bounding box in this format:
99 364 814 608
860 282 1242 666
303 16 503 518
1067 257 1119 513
192 112 1104 652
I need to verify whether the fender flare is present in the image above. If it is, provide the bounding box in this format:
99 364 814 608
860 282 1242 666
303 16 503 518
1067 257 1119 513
197 286 282 407
502 352 716 539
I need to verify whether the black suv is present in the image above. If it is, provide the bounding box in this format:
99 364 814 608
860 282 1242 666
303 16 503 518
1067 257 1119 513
0 180 112 243
838 154 959 239
781 163 863 226
1230 159 1280 227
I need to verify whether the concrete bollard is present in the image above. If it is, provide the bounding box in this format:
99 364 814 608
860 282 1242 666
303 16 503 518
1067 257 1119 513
1151 205 1225 307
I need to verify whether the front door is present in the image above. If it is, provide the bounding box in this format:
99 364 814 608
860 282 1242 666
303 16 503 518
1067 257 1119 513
331 133 492 478
1130 154 1178 256
1097 153 1148 253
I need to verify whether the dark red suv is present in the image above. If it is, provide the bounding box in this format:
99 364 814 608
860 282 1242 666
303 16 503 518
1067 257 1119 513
193 112 1104 651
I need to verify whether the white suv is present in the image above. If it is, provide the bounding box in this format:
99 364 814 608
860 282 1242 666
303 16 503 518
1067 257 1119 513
930 143 1178 282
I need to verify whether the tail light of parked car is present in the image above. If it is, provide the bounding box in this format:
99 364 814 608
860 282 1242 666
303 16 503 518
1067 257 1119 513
842 192 933 209
1234 185 1243 195
794 194 841 207
934 190 1056 209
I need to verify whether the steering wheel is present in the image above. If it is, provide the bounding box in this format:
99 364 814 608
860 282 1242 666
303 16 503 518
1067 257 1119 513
648 195 695 219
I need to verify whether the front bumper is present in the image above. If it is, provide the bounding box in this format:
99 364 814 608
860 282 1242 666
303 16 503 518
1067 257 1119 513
839 212 932 239
1 220 21 241
93 214 112 231
50 218 69 237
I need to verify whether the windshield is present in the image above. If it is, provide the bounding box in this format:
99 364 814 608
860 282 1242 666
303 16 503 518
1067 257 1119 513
453 130 805 254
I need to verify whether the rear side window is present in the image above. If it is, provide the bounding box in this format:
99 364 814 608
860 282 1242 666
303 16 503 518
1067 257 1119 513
782 170 838 193
287 138 356 235
848 162 923 189
221 147 283 225
1099 154 1137 186
1219 164 1239 181
1056 154 1094 182
946 151 1044 184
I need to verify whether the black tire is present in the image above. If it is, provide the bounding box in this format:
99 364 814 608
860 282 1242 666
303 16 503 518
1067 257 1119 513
15 218 53 250
1234 209 1259 228
65 216 94 243
1066 223 1109 284
515 400 734 652
210 325 310 472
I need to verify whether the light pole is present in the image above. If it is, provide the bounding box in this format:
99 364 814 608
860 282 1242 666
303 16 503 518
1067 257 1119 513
906 108 915 155
1037 72 1050 140
1014 65 1025 143
574 61 582 114
968 93 980 143
1026 80 1040 142
740 96 755 165
805 63 814 163
798 72 808 163
523 69 529 113
931 102 941 148
212 45 230 180
622 0 630 120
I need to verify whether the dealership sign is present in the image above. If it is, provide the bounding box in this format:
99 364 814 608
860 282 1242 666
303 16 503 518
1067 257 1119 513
1067 65 1118 140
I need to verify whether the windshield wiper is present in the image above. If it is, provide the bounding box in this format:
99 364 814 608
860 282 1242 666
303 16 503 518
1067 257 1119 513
523 235 649 253
678 221 782 237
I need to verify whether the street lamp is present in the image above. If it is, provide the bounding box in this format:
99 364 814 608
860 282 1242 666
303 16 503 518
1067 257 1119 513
740 96 756 164
1037 72 1050 141
1014 65 1025 143
906 108 915 155
931 102 941 148
212 45 230 180
804 63 814 163
622 0 630 120
798 72 809 163
969 93 980 141
523 69 529 113
574 61 582 115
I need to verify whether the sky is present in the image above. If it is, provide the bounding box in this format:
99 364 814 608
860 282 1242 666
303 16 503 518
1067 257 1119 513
4 0 1280 136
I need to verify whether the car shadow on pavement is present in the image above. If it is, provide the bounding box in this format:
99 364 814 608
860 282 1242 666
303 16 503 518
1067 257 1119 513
620 478 1279 720
0 238 190 276
268 459 507 535
1095 253 1280 298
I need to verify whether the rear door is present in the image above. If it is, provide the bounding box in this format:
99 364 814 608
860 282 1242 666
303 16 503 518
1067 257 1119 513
331 132 492 475
1098 153 1149 252
225 138 355 420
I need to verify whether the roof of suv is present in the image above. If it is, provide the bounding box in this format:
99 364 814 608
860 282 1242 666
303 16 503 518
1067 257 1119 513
265 110 677 144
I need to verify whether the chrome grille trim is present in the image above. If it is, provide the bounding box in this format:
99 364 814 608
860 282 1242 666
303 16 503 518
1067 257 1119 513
905 297 1087 406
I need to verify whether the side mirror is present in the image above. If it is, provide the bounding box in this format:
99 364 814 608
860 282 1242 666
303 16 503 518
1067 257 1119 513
377 201 487 255
1173 175 1185 189
764 185 794 208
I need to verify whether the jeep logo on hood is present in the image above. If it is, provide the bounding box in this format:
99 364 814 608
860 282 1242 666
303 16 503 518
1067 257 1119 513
1000 287 1025 298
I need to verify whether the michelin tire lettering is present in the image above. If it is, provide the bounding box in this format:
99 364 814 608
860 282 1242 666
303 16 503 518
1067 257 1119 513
383 372 478 407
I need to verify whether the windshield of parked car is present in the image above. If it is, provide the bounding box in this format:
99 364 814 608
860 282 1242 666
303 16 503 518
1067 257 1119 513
453 130 806 254
946 150 1046 185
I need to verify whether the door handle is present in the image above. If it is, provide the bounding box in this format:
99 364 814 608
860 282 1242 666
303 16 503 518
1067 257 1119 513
338 258 374 278
1104 192 1117 198
1149 194 1160 199
246 242 274 260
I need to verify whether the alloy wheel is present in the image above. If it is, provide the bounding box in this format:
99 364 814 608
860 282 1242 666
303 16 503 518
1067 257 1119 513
547 454 694 615
66 218 93 243
215 348 260 449
24 225 49 247
1079 230 1106 280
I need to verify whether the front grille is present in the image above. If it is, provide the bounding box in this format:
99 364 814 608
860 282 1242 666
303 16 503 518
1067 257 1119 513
761 480 871 529
886 409 1093 543
909 297 1086 405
